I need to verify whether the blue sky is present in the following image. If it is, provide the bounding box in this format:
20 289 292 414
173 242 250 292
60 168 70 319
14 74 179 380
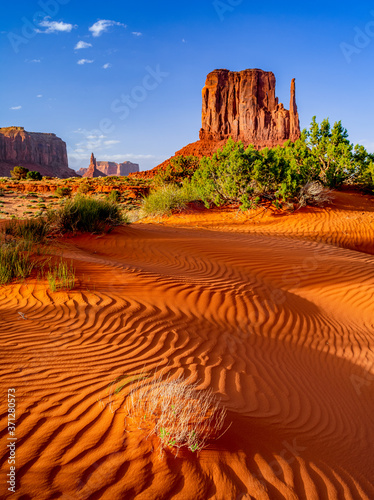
1 0 374 172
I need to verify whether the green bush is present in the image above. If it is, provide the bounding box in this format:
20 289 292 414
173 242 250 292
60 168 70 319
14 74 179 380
154 156 200 185
48 194 125 234
26 171 42 181
55 186 72 198
140 183 199 217
11 166 29 180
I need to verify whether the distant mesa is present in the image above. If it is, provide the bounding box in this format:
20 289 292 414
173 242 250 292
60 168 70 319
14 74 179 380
0 126 78 178
151 68 301 174
78 153 140 178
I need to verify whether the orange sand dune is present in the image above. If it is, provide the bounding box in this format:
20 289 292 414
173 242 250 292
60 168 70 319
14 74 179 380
0 190 373 499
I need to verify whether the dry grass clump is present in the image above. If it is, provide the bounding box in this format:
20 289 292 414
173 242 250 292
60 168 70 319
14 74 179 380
298 181 333 208
124 369 227 456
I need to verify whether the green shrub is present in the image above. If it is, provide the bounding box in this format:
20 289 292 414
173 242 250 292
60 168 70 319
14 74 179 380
11 166 29 180
48 194 125 234
140 183 199 217
0 243 34 285
154 156 200 185
55 186 72 198
26 171 42 181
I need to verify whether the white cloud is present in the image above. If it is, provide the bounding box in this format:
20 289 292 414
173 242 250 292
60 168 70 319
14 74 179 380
132 32 142 37
10 106 22 110
36 17 77 34
182 39 186 43
30 59 41 63
89 19 126 37
75 40 92 50
77 59 94 65
103 63 112 69
37 94 43 98
104 140 120 146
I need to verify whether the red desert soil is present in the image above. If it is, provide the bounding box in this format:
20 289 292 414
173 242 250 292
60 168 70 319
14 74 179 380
0 190 373 499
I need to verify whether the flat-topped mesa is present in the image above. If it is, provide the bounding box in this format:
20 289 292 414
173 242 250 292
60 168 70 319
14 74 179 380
0 126 77 178
199 69 300 148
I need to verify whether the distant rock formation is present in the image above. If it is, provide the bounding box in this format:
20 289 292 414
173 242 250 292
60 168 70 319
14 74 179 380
147 68 301 176
79 158 139 177
82 153 104 178
97 161 139 176
0 126 77 178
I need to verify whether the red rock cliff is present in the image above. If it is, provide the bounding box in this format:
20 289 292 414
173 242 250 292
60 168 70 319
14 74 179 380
0 127 77 178
144 69 301 177
199 69 300 148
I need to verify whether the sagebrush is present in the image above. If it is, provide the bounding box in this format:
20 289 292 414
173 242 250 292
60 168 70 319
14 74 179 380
124 369 227 456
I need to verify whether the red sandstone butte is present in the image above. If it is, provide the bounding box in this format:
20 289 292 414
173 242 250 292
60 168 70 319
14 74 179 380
145 69 300 176
0 126 78 178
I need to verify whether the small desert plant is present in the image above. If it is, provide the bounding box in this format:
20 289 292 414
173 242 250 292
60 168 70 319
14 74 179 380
0 243 34 285
298 181 332 207
47 259 75 292
124 369 228 456
140 183 199 217
48 194 125 234
55 186 72 198
108 189 121 202
3 218 48 245
26 171 42 181
10 166 29 180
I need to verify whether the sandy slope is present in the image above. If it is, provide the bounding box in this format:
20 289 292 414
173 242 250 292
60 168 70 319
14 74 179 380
0 190 373 499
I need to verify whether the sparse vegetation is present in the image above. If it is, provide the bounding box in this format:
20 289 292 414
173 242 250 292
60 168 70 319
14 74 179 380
47 259 76 292
2 218 49 246
124 369 227 456
55 186 72 198
140 183 199 217
0 243 34 285
48 194 125 234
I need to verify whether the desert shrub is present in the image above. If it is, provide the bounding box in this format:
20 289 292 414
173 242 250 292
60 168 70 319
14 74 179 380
140 183 199 217
298 181 332 207
124 369 227 456
77 182 93 194
2 218 48 245
154 156 201 185
26 171 42 181
108 189 121 202
47 259 75 292
48 194 125 234
55 186 72 198
11 166 29 180
0 243 34 285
